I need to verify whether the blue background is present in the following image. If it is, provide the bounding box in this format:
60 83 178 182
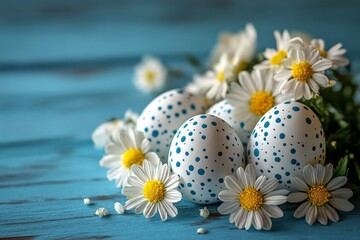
1 0 359 239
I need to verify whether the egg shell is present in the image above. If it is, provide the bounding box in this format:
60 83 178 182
247 101 326 191
137 89 207 163
207 100 251 147
169 114 246 204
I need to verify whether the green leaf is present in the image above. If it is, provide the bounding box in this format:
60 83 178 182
334 155 349 177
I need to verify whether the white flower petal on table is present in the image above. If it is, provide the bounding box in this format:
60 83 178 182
288 192 308 203
114 202 125 214
305 205 318 225
294 201 311 218
218 201 240 215
329 198 354 212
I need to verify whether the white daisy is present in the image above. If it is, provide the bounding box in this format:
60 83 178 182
122 161 182 221
274 45 334 100
254 30 302 71
226 70 293 131
230 23 257 78
288 163 354 225
91 109 139 149
99 126 160 187
218 164 289 230
133 55 167 93
310 39 349 70
186 54 232 101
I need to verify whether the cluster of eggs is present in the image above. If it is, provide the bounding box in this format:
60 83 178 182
137 89 326 204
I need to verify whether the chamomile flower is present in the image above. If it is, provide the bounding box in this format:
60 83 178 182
218 164 289 230
99 126 160 187
310 39 349 69
122 161 182 221
255 30 302 71
288 163 354 225
186 54 232 101
274 45 334 100
226 70 293 131
91 109 139 149
133 55 167 93
230 24 257 77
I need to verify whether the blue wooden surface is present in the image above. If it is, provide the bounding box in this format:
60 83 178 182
1 0 360 239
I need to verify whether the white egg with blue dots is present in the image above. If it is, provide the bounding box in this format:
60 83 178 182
169 114 246 204
247 101 326 191
137 89 207 163
207 100 251 148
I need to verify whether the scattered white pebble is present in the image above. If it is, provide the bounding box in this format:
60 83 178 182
196 228 207 234
199 207 210 219
83 198 91 205
114 202 125 214
95 208 108 217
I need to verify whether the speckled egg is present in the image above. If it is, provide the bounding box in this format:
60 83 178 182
169 114 246 204
207 100 251 147
247 101 326 191
137 89 207 163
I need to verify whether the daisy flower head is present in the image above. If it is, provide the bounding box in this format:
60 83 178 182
230 23 257 78
274 45 334 100
310 39 349 70
255 30 303 71
133 55 167 94
226 69 293 131
99 126 160 187
210 23 256 67
218 164 289 230
122 161 182 221
288 163 354 225
92 110 139 149
186 54 232 101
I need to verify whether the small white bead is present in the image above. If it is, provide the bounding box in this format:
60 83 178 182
95 208 108 217
199 207 210 219
114 202 125 214
196 228 207 234
83 198 91 205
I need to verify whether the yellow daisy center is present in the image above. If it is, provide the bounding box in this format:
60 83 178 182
316 47 327 58
240 187 264 211
233 60 248 76
249 91 275 116
122 148 145 169
143 180 166 203
217 70 225 82
270 50 287 65
292 62 313 82
308 185 330 206
145 71 155 83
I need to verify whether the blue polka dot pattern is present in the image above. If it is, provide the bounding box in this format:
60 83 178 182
169 114 246 204
137 89 207 163
207 100 251 148
247 102 326 191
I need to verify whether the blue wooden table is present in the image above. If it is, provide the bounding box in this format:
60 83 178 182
1 0 360 239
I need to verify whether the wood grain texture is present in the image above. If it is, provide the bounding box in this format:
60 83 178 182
0 0 359 239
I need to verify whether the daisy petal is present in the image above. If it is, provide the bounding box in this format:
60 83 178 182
329 198 354 212
288 192 308 203
162 200 178 217
326 176 348 191
143 202 157 219
291 177 309 192
294 201 311 218
312 59 333 71
124 195 147 210
253 211 263 230
303 164 316 186
305 205 318 225
245 210 254 230
264 195 288 205
262 205 283 218
330 188 353 199
224 175 242 192
218 190 239 201
165 189 182 203
324 204 339 222
218 201 240 215
317 206 328 225
158 203 168 221
260 178 278 195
